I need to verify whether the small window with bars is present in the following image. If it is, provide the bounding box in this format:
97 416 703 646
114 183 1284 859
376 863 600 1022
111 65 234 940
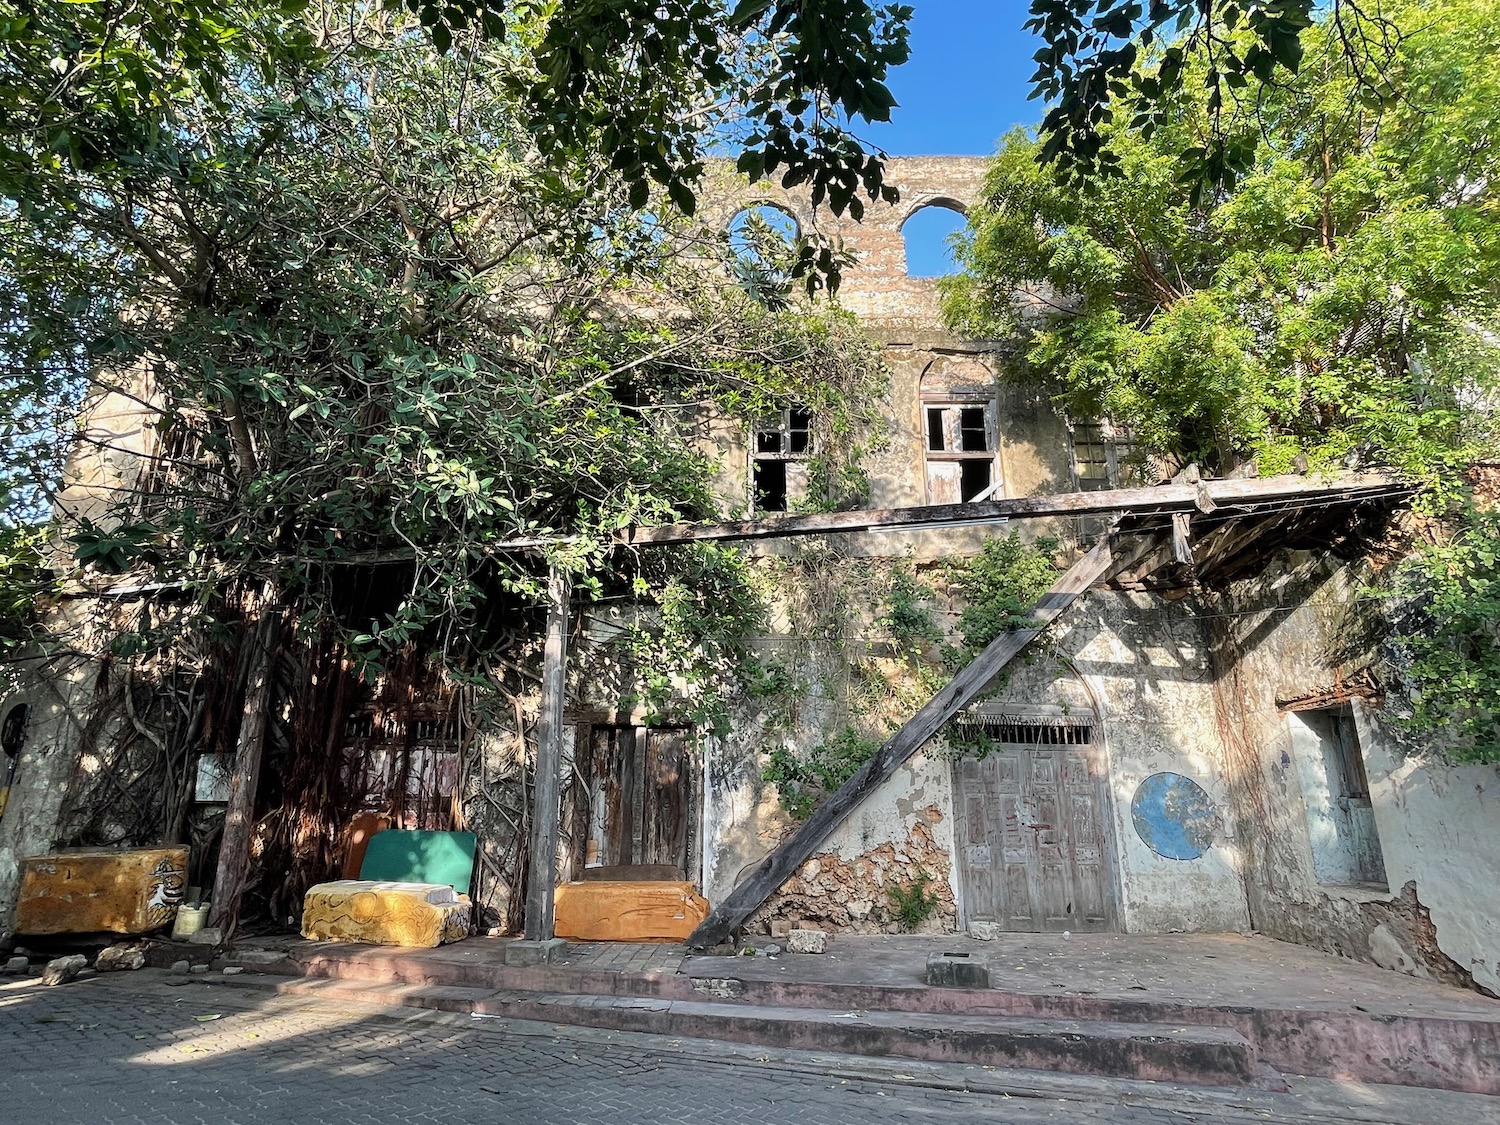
953 716 1096 746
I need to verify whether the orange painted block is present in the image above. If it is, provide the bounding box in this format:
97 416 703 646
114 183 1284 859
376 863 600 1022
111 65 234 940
554 880 710 942
16 847 188 935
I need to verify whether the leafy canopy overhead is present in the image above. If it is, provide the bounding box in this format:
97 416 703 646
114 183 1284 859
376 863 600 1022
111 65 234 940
947 0 1500 487
0 0 911 227
961 0 1500 761
2 5 888 694
1026 0 1401 191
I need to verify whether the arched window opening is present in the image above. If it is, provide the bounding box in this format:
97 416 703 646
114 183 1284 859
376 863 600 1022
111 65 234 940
901 203 967 278
727 204 800 302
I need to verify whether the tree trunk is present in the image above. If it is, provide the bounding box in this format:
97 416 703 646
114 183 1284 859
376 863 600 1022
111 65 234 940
208 601 281 935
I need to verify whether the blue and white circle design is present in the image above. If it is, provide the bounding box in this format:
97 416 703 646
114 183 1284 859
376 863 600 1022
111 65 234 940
1130 772 1219 861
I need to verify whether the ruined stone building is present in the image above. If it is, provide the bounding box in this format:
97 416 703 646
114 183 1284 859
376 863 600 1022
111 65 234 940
3 158 1497 997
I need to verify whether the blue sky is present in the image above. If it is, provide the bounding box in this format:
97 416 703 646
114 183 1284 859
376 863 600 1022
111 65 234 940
863 3 1046 275
865 3 1046 157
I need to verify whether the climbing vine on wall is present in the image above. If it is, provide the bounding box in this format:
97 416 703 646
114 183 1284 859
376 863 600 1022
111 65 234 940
758 534 1066 819
761 727 881 820
1388 503 1500 763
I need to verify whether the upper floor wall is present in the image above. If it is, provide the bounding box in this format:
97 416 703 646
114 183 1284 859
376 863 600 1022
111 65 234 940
701 159 1136 541
704 157 993 341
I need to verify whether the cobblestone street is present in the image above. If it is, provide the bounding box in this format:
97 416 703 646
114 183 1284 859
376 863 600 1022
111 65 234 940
2 973 1496 1125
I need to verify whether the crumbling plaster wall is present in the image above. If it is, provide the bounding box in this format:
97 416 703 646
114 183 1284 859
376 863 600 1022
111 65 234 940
695 569 964 935
992 594 1252 935
709 721 960 936
1210 552 1499 993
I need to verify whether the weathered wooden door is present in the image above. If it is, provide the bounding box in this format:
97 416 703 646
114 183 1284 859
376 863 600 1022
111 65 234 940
583 725 695 874
953 734 1116 932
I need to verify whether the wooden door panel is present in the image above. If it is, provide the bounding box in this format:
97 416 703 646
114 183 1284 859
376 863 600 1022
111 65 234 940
643 729 690 869
583 724 695 876
954 740 1117 933
1003 863 1036 927
926 460 962 504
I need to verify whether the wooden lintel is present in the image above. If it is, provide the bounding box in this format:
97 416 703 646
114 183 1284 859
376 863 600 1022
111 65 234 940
685 531 1120 950
622 474 1406 548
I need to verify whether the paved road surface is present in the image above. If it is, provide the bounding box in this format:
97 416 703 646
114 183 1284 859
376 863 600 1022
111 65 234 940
1 972 1494 1125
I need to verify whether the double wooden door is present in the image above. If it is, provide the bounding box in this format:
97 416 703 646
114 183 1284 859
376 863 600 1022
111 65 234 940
953 742 1117 932
581 725 695 875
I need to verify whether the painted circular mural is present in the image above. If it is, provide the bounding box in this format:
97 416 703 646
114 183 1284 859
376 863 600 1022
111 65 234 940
1130 772 1218 861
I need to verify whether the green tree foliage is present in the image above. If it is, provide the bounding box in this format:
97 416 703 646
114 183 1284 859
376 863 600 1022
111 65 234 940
0 0 910 296
1 8 887 693
943 533 1061 664
762 726 880 820
947 1 1500 485
1026 0 1398 190
954 1 1500 760
1395 509 1500 762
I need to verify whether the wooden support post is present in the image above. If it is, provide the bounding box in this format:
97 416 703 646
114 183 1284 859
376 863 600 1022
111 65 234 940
209 605 280 934
686 533 1120 950
523 566 571 943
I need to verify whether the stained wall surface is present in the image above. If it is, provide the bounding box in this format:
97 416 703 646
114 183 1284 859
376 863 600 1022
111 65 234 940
1211 553 1500 994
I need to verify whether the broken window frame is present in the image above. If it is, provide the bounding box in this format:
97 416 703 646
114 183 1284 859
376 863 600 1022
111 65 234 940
921 391 1000 504
1284 704 1388 890
1069 419 1140 492
750 405 814 513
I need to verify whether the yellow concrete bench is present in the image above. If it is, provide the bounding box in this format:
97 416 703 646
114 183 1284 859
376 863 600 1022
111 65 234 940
301 880 471 947
16 847 188 935
554 880 710 942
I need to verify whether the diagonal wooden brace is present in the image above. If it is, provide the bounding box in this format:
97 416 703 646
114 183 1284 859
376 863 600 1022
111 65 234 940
686 529 1124 949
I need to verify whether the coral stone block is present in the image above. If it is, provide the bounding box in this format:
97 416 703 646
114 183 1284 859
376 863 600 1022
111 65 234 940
16 847 188 935
301 880 472 947
553 880 710 942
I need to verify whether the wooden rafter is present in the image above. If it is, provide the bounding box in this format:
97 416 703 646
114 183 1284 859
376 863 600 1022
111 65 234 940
623 474 1407 548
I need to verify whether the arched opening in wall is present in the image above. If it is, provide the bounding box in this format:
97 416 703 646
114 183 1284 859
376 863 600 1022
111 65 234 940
727 203 800 301
902 202 967 278
0 701 30 819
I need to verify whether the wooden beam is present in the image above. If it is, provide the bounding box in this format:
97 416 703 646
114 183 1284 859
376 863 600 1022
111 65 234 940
685 533 1120 950
622 474 1406 547
523 566 571 942
209 604 280 936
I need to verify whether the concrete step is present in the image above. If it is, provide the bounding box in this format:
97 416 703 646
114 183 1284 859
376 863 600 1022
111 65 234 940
213 971 1262 1088
217 943 1500 1094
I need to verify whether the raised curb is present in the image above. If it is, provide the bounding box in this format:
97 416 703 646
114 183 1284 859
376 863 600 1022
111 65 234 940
212 970 1260 1087
220 942 1500 1093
